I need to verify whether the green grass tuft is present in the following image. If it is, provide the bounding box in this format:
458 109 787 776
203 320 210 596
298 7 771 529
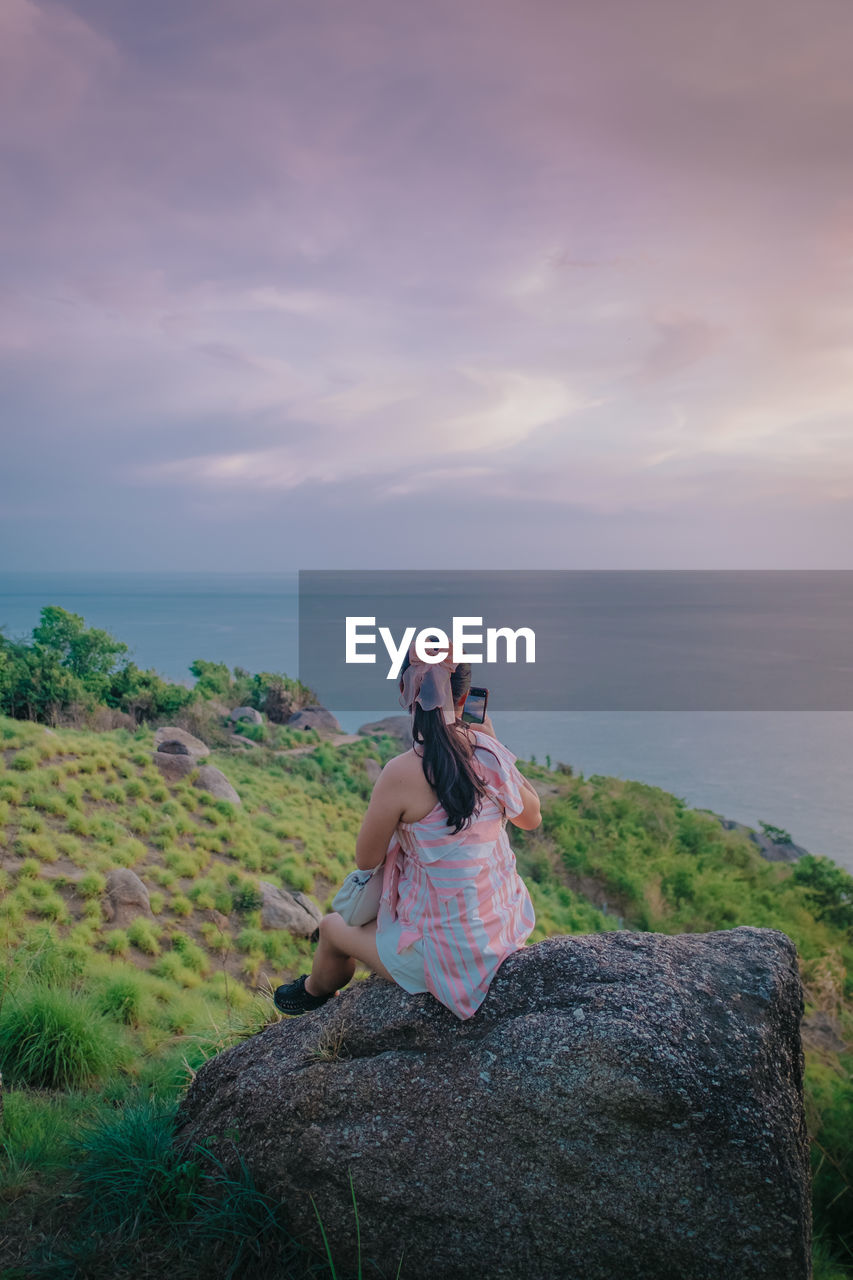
0 983 128 1089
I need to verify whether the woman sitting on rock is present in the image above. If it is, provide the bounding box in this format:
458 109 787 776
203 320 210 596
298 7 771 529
274 645 541 1021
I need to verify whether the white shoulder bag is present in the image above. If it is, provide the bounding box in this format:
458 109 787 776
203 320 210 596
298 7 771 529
331 838 399 927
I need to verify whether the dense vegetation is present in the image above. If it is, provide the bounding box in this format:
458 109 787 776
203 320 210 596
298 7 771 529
0 610 851 1276
0 606 315 729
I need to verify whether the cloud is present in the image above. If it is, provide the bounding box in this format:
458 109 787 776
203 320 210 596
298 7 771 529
0 0 116 146
2 0 853 568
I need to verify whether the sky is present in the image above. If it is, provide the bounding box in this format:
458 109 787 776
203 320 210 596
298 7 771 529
2 0 853 570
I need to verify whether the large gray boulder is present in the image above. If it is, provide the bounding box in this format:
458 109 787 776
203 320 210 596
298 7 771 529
151 752 197 782
287 706 342 734
151 756 241 805
103 869 153 926
153 726 210 758
175 927 810 1280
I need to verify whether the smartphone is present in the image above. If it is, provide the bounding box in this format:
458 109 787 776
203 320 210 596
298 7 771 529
461 686 489 724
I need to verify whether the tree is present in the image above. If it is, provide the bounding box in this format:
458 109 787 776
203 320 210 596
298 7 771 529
0 636 83 723
108 663 194 723
32 606 128 701
250 672 317 723
792 855 853 933
759 821 793 846
189 659 232 700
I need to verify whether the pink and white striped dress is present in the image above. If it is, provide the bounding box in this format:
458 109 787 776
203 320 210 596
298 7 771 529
374 730 536 1020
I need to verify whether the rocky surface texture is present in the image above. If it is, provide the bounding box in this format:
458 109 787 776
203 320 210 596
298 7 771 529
287 706 343 734
259 881 322 936
151 752 198 782
358 714 411 743
191 764 241 805
229 706 263 724
716 816 810 863
151 754 241 804
175 927 810 1280
103 868 153 925
153 726 210 757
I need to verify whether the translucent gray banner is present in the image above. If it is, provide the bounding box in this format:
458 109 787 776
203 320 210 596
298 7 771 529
297 570 853 711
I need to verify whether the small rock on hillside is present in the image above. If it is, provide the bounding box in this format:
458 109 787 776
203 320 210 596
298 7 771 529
229 706 263 725
259 882 322 936
104 869 152 926
176 926 810 1280
193 765 241 805
287 706 342 734
154 726 210 757
717 817 809 863
358 715 411 744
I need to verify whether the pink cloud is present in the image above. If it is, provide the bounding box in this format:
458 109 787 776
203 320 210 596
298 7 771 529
2 0 853 566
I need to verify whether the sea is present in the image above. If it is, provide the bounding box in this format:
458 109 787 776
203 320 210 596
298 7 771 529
1 571 851 874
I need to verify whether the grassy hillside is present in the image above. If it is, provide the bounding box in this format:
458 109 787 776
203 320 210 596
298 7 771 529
1 713 851 1278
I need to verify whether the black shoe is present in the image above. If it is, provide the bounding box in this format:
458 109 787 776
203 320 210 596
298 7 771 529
273 973 334 1015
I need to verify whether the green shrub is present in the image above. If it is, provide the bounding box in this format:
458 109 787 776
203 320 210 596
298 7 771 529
73 1099 194 1228
99 977 144 1026
62 1099 302 1276
78 870 107 899
278 859 314 894
151 821 179 850
151 952 193 985
18 807 45 831
236 927 266 956
104 930 130 957
170 933 208 974
19 879 68 921
129 811 153 835
13 831 57 861
792 856 853 932
127 918 161 956
0 1090 85 1201
92 816 121 846
231 883 263 913
200 921 230 951
164 847 207 878
0 984 126 1089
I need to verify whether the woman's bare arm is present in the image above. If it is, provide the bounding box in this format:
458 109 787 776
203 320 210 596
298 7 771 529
354 756 409 869
508 782 541 830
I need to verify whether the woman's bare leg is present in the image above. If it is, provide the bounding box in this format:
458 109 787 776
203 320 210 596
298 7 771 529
304 913 395 997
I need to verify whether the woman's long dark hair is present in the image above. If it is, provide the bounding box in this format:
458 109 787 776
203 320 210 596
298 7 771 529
401 654 490 833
